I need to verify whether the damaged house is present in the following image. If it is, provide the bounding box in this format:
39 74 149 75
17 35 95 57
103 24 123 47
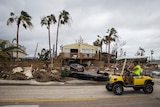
60 38 101 66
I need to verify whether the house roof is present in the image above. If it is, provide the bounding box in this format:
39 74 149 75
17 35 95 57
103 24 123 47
63 42 100 49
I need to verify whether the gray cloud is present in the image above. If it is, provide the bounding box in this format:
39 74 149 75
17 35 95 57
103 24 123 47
0 0 160 59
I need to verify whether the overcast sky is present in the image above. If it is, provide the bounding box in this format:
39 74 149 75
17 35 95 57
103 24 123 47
0 0 160 59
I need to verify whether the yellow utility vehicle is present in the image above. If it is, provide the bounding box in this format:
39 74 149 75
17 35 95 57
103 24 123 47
106 56 154 95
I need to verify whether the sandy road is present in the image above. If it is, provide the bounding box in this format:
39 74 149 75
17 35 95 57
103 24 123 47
0 83 160 102
0 81 160 107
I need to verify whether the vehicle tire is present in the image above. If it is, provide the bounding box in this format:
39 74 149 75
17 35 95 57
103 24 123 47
143 83 153 94
113 84 124 95
106 83 112 91
72 73 78 78
133 87 141 91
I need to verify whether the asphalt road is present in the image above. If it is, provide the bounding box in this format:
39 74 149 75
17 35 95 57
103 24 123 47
0 82 160 107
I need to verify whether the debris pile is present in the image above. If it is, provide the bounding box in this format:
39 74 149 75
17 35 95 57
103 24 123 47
33 68 62 82
0 65 62 82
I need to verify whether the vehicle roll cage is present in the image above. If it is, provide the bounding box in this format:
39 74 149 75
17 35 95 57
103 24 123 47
116 56 148 76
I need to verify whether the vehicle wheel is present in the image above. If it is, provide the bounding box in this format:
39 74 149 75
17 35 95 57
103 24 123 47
143 83 153 94
113 84 124 95
106 83 112 91
133 87 141 91
72 73 78 78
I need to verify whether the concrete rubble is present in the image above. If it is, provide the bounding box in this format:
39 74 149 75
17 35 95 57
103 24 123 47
0 64 62 82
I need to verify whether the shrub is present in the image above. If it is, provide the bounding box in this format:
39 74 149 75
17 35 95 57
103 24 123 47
61 67 70 77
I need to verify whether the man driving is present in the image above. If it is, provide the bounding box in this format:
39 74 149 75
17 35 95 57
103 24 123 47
132 61 142 76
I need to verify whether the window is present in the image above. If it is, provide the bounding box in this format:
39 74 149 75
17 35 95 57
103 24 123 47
82 49 94 53
70 49 78 53
64 48 70 53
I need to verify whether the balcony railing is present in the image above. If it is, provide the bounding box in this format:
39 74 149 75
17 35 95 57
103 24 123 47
60 52 99 60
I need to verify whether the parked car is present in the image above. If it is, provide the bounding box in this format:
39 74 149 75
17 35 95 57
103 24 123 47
70 63 85 72
151 71 160 76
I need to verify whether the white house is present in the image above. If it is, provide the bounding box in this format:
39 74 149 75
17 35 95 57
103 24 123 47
0 39 26 59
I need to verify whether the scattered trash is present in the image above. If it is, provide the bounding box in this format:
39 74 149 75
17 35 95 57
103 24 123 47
23 70 33 79
104 67 110 71
51 69 59 75
12 67 23 74
39 69 47 72
23 64 33 72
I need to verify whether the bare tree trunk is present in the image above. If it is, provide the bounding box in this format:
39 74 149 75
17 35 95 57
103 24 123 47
107 39 110 67
48 25 51 60
55 19 60 57
106 44 107 53
16 25 19 61
48 25 53 71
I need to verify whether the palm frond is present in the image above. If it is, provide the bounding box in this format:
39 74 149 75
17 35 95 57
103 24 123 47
50 14 57 23
19 11 33 29
25 20 33 27
0 41 26 61
23 23 27 29
41 17 47 26
10 12 15 16
41 14 57 27
21 11 31 18
0 41 7 49
7 18 14 25
59 10 70 25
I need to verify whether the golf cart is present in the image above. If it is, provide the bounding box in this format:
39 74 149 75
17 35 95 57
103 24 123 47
106 56 154 95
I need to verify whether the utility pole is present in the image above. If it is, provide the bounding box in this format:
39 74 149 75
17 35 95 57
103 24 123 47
34 43 38 59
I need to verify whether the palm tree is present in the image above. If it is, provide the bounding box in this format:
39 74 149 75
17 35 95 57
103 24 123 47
55 10 71 57
93 39 99 46
7 11 33 61
0 40 25 62
139 47 145 56
106 28 118 66
93 35 104 52
41 14 57 70
38 48 50 61
103 35 109 52
93 35 104 61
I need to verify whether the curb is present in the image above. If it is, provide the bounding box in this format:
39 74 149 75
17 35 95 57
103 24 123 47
0 78 159 86
0 79 105 86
